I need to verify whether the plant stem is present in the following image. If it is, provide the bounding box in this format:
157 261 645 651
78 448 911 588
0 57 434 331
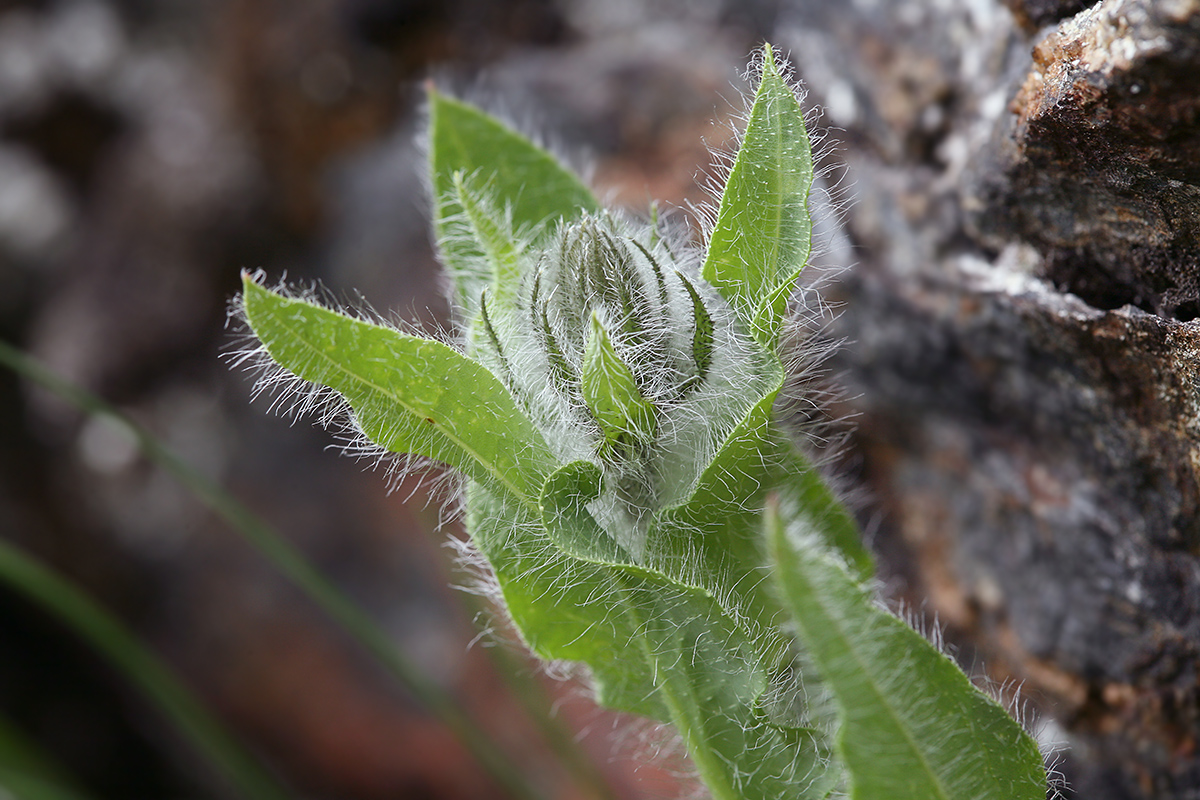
617 584 741 800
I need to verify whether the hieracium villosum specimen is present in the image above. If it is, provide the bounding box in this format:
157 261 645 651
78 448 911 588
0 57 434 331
236 45 1049 800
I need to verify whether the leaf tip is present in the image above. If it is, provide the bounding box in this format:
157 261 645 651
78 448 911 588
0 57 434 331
760 41 778 70
240 268 266 293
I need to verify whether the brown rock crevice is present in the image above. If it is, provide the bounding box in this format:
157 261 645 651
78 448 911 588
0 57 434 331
968 0 1200 319
835 261 1200 795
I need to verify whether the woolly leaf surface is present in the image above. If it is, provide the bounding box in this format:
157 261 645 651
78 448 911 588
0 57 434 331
648 375 872 663
452 171 526 314
429 90 601 315
605 577 838 800
702 45 813 344
242 277 556 507
466 486 666 720
538 461 631 564
767 496 1047 800
471 479 839 800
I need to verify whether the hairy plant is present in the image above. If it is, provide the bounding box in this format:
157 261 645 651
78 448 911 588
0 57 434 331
234 46 1048 800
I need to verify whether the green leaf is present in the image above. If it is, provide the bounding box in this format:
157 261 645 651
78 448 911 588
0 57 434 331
702 45 814 344
429 89 602 312
0 713 94 800
242 276 558 508
466 487 666 720
451 171 526 313
766 495 1047 800
471 480 837 800
605 579 837 800
538 461 631 564
581 312 657 458
648 385 872 673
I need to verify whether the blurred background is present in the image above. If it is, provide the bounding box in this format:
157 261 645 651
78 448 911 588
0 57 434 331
0 1 784 798
12 0 1178 797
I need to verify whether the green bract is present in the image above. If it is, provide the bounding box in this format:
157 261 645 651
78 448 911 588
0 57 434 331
241 45 1047 800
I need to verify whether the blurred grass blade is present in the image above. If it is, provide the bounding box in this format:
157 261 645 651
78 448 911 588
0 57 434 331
0 771 93 800
0 539 289 800
0 340 599 800
0 712 95 800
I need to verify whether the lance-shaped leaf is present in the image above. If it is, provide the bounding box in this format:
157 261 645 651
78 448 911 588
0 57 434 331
766 495 1047 800
429 89 602 313
581 311 656 458
702 45 813 345
242 276 557 508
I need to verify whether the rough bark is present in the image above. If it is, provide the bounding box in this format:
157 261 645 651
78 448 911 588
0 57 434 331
971 0 1200 320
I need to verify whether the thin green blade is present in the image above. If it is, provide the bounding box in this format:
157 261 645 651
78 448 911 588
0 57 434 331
767 496 1047 800
242 276 557 507
0 540 289 800
0 771 94 800
0 713 94 800
702 45 813 344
